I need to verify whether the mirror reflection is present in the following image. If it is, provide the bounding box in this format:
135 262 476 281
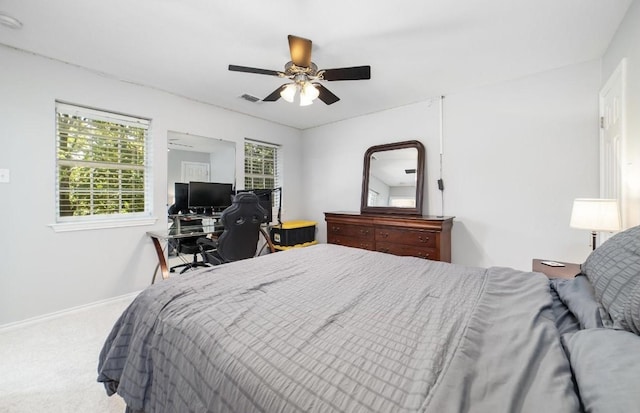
367 147 418 207
167 131 236 212
361 140 425 215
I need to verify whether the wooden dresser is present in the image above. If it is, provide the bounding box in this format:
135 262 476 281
324 211 454 262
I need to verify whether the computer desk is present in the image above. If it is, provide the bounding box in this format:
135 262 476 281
147 214 275 283
147 214 222 283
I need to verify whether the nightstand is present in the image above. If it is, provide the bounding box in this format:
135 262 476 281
532 259 581 279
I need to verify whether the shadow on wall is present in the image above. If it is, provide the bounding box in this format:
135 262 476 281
450 220 490 268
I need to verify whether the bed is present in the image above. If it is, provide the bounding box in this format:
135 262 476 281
98 226 640 413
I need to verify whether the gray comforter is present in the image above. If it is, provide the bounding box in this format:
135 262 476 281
98 244 580 412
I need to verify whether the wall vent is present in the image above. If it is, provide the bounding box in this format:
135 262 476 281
240 94 260 103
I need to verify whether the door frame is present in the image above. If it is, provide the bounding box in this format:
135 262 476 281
599 58 626 239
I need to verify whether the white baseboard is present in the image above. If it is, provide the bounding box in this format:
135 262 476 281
0 291 141 333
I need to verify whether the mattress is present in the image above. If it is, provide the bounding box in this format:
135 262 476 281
98 244 580 412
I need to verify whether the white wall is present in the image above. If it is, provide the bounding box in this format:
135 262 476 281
302 60 601 271
389 186 417 201
209 146 236 186
444 60 601 269
368 175 390 206
0 37 614 325
602 0 640 228
0 46 303 325
302 101 443 234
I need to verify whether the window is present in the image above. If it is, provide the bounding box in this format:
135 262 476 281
55 102 152 224
389 197 416 208
244 140 281 190
368 189 379 206
244 140 279 189
244 139 282 215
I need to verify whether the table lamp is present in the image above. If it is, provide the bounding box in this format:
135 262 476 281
569 198 621 250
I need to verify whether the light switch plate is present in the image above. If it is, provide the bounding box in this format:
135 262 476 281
0 169 10 183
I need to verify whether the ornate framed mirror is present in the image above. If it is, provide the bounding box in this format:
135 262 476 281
360 140 425 215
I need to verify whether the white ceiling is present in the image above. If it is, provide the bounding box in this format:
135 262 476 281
371 148 419 187
0 0 632 130
167 130 236 154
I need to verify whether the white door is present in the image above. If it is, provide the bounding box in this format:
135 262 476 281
182 161 210 182
599 59 626 241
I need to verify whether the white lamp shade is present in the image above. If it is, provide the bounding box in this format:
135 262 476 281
302 82 320 100
299 97 313 106
298 92 313 107
570 198 621 231
299 82 319 106
280 84 297 103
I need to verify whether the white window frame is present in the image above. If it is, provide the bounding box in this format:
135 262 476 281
50 102 155 232
243 139 282 217
389 197 416 208
368 189 379 206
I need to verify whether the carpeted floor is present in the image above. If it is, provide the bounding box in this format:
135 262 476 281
0 295 136 413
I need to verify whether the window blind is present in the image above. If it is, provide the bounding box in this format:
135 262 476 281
244 139 282 210
55 102 152 221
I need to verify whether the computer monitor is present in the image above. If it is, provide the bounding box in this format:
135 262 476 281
188 182 234 213
173 182 189 214
236 188 272 223
211 183 234 211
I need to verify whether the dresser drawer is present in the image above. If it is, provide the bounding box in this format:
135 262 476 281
325 212 453 262
375 227 437 248
328 234 375 251
327 223 374 240
376 241 437 260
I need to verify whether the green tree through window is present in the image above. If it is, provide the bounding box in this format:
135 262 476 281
244 140 278 189
56 103 150 220
244 140 281 215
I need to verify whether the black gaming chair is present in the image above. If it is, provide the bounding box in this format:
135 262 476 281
168 217 211 274
197 192 274 266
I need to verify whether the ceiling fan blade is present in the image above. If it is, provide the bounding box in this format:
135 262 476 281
288 35 312 68
228 65 283 77
322 66 371 81
263 85 288 102
313 83 340 105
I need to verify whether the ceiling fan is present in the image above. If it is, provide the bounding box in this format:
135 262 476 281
229 35 371 106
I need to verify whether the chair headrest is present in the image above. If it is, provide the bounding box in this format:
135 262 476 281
232 192 260 204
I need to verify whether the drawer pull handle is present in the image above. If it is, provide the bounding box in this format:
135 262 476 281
418 252 430 259
380 232 389 238
418 235 430 243
332 226 341 232
360 229 369 235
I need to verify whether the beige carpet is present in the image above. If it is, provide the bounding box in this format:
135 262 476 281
0 295 136 413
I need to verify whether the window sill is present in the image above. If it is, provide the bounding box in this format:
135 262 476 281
49 217 158 232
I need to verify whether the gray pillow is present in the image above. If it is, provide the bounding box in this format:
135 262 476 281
562 328 640 412
581 225 640 334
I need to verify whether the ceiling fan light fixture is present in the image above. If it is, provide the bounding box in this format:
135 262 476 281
299 81 318 106
302 81 320 101
230 35 370 106
299 92 314 106
280 83 297 103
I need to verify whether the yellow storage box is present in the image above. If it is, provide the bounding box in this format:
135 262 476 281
270 220 317 250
